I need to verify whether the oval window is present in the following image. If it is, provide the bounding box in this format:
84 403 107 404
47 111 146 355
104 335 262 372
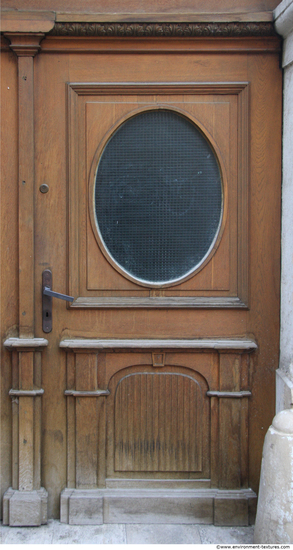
94 109 222 286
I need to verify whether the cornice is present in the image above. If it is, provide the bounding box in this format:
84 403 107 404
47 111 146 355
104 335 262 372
49 21 277 38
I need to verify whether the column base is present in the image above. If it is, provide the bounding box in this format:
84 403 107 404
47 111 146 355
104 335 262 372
3 487 48 526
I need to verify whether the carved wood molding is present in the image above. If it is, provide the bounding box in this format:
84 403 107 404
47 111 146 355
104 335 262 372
4 32 45 56
71 296 247 309
49 22 277 38
68 81 249 309
4 338 48 349
206 390 252 398
69 81 248 96
64 389 110 397
9 389 44 397
59 338 258 351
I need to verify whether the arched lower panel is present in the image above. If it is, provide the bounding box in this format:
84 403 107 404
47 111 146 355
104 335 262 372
114 372 203 473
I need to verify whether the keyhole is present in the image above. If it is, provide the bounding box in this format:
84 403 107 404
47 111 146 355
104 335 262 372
46 311 49 317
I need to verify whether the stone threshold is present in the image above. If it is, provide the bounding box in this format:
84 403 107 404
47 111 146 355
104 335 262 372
61 487 256 526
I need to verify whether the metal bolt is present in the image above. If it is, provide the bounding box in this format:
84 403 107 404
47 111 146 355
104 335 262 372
39 184 49 194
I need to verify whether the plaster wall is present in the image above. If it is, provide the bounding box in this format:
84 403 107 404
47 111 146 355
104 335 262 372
275 0 293 411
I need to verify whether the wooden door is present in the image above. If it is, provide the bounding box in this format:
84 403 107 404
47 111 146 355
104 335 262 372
2 29 282 526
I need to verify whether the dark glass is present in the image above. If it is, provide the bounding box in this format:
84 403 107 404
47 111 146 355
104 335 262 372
95 110 222 284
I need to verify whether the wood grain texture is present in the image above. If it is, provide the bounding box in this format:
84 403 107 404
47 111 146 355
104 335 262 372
75 353 97 391
34 396 41 490
247 52 282 491
19 397 34 491
76 398 98 488
240 397 249 488
42 36 280 54
219 398 242 489
66 396 76 488
66 352 76 489
19 352 34 391
18 56 34 337
210 395 219 488
114 373 202 472
33 351 42 490
105 363 210 482
219 353 241 392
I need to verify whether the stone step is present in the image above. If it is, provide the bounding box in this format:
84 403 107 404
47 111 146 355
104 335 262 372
60 487 256 526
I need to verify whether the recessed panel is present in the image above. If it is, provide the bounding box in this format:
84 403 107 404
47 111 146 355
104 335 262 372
114 372 203 472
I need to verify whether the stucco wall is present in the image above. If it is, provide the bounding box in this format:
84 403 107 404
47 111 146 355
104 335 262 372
275 0 293 411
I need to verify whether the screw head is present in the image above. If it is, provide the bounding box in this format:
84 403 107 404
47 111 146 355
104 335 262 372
39 184 49 194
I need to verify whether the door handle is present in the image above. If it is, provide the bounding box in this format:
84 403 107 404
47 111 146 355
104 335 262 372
43 287 74 302
42 269 74 333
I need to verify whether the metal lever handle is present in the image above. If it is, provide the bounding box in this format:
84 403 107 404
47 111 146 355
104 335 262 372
42 269 74 333
43 287 74 303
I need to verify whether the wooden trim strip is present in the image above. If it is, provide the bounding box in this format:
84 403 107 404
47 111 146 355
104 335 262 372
9 389 44 397
71 296 247 308
4 338 48 349
55 12 274 24
69 81 248 96
42 37 281 54
49 22 277 38
64 390 110 397
60 338 257 351
206 391 252 398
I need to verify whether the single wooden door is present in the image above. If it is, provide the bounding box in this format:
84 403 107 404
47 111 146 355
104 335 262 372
32 36 281 523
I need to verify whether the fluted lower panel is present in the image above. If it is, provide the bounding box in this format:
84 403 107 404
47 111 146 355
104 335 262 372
114 373 202 472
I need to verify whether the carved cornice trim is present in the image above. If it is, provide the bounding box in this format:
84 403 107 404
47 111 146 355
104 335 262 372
49 22 277 38
4 32 45 56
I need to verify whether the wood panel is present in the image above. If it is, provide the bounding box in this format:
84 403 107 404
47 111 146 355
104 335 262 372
74 353 98 488
114 373 203 473
66 353 76 489
18 56 35 338
247 52 282 490
219 398 242 489
67 82 249 307
75 397 98 488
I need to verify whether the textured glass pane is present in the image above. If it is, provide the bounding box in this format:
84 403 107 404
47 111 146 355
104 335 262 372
95 110 222 284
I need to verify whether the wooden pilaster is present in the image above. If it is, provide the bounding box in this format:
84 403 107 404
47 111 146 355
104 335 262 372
2 31 48 527
4 32 44 337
